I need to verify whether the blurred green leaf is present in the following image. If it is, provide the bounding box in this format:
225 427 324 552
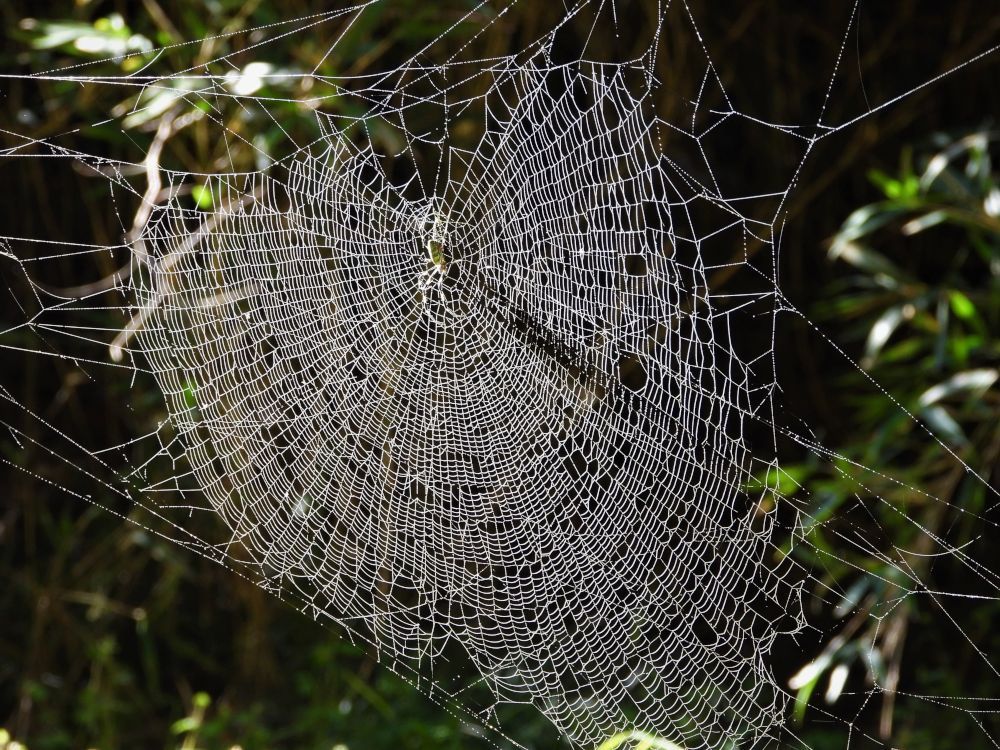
824 663 850 704
918 368 998 407
901 209 949 235
190 184 214 210
868 168 919 200
22 13 153 58
918 404 966 446
948 290 977 320
746 463 810 496
862 304 909 369
170 716 200 735
828 238 905 281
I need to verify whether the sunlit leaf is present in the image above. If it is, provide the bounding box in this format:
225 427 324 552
225 61 275 96
901 209 949 236
831 203 907 248
22 14 152 59
833 578 870 618
824 663 850 704
919 405 966 446
918 368 998 407
862 304 908 369
860 646 887 684
118 80 197 129
985 187 1000 217
789 652 834 691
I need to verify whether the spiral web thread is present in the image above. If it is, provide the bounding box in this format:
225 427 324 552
2 2 999 749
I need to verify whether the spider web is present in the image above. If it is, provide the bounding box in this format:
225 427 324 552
1 2 998 748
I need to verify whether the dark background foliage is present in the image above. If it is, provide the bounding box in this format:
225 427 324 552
1 2 998 748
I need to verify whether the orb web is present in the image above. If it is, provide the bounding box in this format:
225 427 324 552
2 2 998 749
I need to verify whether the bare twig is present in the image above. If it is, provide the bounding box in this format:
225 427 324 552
109 181 263 362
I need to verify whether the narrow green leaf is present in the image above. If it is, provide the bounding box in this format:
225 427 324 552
824 663 850 704
867 169 901 199
833 578 869 618
861 304 907 369
792 674 819 725
171 716 200 735
948 291 976 320
828 239 904 280
901 209 949 236
919 405 966 446
919 368 998 407
832 203 907 247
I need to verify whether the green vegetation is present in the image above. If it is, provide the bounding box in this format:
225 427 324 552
781 130 1000 747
